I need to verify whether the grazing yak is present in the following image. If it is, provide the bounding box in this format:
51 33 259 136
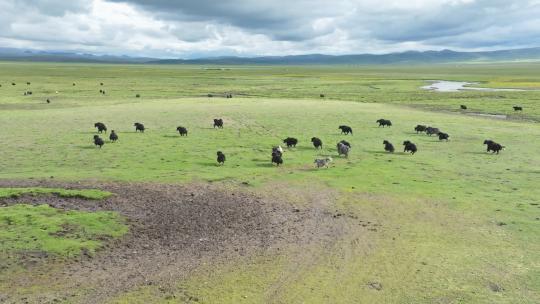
283 137 298 148
176 126 188 136
513 106 523 111
383 140 395 153
73 83 76 86
94 122 107 133
337 142 350 158
271 148 283 166
272 153 283 166
403 140 417 154
273 146 284 155
26 82 31 85
415 125 427 133
311 137 323 149
426 127 440 136
109 130 118 142
46 99 51 104
100 82 104 86
339 125 353 135
213 118 224 129
134 122 145 132
460 105 468 110
217 151 226 165
226 94 233 98
339 140 351 148
320 94 325 98
93 135 104 148
136 94 140 98
376 119 392 127
484 140 504 154
438 132 450 141
315 157 333 168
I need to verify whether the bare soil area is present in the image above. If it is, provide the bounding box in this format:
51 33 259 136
0 179 356 303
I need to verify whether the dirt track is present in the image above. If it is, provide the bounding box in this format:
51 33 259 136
0 180 357 303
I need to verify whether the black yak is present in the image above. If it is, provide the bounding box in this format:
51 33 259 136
283 137 298 148
376 119 392 127
311 137 323 149
176 126 188 136
271 151 283 166
136 94 140 98
438 132 450 141
403 140 417 154
415 125 427 133
383 140 395 153
339 125 353 135
483 140 504 154
109 130 118 142
460 105 467 110
213 119 224 129
320 94 325 98
426 127 440 136
46 99 51 104
513 106 523 111
94 122 107 133
93 135 104 148
217 151 226 165
134 122 145 132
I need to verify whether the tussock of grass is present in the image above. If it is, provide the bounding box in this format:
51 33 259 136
0 187 112 200
0 204 127 257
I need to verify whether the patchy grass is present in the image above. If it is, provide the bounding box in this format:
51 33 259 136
0 187 112 200
0 204 127 258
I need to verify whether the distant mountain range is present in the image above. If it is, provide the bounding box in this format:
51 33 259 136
1 47 540 65
0 48 153 63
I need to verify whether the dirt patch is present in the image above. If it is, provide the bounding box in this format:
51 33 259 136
0 179 352 303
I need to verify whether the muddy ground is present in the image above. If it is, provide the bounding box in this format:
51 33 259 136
0 180 361 303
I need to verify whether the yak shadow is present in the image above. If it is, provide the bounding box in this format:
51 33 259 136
295 146 320 151
365 150 390 155
464 151 492 155
196 161 220 167
76 145 99 150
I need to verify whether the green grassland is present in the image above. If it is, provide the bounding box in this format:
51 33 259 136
0 187 112 200
0 62 539 303
0 204 127 257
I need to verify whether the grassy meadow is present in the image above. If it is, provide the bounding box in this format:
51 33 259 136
0 62 539 303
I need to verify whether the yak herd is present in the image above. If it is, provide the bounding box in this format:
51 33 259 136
90 117 505 168
2 81 509 166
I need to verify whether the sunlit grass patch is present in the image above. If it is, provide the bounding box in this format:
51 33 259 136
0 204 127 257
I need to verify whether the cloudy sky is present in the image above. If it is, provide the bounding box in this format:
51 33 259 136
1 0 539 58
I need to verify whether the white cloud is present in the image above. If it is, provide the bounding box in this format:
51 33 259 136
0 0 539 58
